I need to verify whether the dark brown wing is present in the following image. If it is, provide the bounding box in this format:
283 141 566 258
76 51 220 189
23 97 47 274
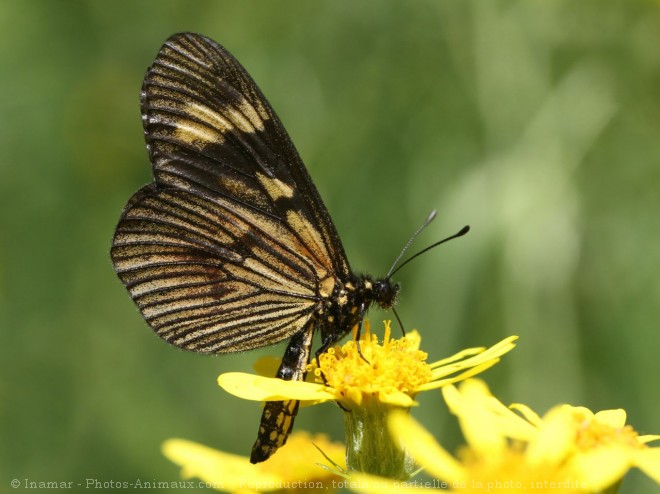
111 33 351 352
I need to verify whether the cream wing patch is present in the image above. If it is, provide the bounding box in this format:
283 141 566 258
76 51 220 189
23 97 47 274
173 120 225 146
256 172 295 201
173 99 266 146
189 100 265 134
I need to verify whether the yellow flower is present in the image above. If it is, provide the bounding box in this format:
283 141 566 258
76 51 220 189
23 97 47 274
350 379 659 493
219 321 517 411
218 321 518 478
503 400 660 490
351 384 584 493
162 431 345 493
444 380 660 490
311 321 516 408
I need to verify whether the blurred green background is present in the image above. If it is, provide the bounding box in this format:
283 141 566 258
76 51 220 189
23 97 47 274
1 0 659 492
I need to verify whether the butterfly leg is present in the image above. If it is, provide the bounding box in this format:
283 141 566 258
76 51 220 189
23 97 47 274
353 302 370 363
250 323 314 463
314 332 336 386
392 307 406 337
313 311 352 387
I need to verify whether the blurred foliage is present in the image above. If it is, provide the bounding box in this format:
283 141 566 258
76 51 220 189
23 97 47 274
1 1 659 492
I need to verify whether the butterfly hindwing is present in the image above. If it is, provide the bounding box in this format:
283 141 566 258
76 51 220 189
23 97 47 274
112 184 320 352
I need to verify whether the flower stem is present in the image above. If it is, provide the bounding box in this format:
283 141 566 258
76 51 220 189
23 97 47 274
343 397 415 480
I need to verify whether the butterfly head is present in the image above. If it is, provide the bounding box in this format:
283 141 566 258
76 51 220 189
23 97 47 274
373 278 400 310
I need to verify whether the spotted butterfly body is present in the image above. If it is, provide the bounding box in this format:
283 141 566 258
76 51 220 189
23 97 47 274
111 32 399 463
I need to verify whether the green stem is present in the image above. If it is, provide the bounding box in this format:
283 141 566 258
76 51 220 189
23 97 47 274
343 396 415 479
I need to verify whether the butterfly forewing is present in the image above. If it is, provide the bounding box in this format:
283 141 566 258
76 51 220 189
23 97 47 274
140 33 350 277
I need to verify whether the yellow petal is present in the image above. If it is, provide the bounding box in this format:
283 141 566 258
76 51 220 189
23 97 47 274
427 336 517 371
428 336 517 381
639 435 660 445
486 401 538 441
217 372 335 401
441 383 461 412
478 335 518 357
594 408 627 428
443 380 537 444
429 347 486 368
563 405 594 421
526 406 575 467
378 389 417 407
162 438 280 491
343 387 364 407
388 411 468 483
444 380 506 456
402 330 422 350
631 448 660 484
427 360 499 385
571 445 632 491
509 402 543 427
260 431 346 481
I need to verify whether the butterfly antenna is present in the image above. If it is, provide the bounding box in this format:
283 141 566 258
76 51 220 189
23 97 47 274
386 210 438 278
388 225 470 278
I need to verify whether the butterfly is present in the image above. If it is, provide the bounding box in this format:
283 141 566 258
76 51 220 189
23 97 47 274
111 32 467 463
